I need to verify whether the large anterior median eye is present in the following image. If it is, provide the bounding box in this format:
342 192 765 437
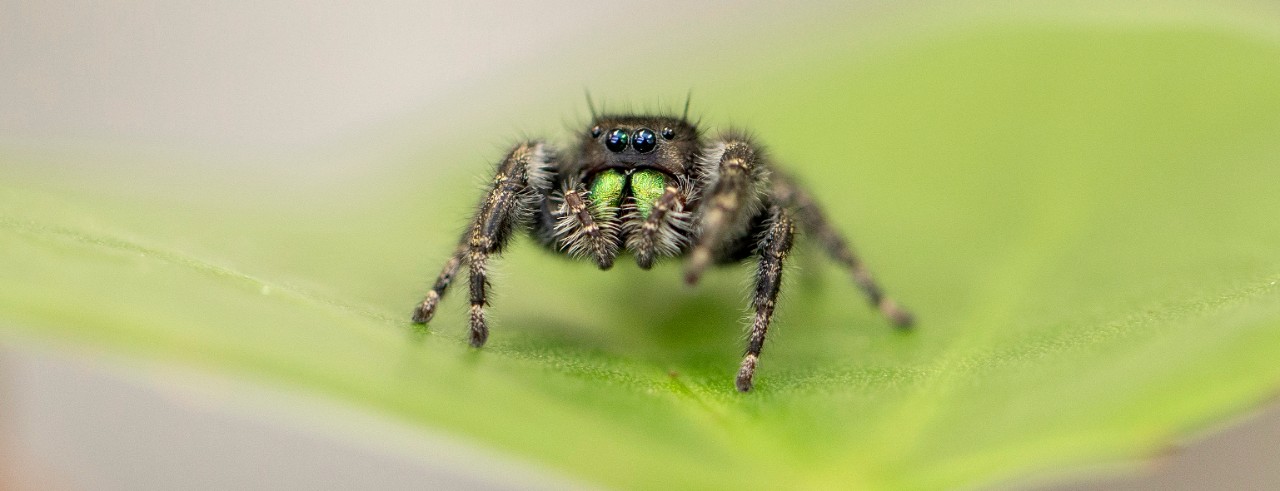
604 129 629 152
630 169 667 218
588 169 625 216
632 128 657 153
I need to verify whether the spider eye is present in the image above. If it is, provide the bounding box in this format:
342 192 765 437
661 127 675 140
590 126 602 138
632 128 657 153
605 129 629 152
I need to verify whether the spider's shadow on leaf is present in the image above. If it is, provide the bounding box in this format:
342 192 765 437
501 286 747 373
468 250 901 386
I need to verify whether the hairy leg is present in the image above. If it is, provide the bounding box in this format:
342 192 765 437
625 181 691 269
685 136 768 284
772 172 913 327
737 205 796 392
411 141 555 347
552 184 620 269
411 239 467 323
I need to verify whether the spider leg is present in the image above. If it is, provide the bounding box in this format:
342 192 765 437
736 205 795 392
411 141 555 348
772 171 913 327
685 137 768 285
411 239 466 323
553 185 620 269
625 180 691 269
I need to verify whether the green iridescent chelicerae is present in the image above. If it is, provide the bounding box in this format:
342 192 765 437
629 169 667 218
588 169 625 216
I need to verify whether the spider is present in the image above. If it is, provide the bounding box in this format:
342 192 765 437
411 102 913 392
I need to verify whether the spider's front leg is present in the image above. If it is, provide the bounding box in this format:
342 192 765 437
737 205 796 392
625 177 692 269
551 178 621 270
685 136 769 284
411 141 555 347
771 171 914 327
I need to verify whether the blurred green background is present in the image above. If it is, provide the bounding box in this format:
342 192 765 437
4 1 1280 489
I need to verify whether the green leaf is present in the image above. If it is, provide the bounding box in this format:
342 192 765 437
5 12 1280 490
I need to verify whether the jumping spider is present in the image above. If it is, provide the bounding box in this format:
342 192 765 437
412 106 913 392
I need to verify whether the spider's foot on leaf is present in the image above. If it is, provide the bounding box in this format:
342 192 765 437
735 354 758 392
468 305 489 347
880 298 914 329
411 292 440 324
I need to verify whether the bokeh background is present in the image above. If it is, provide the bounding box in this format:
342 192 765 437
4 1 1280 489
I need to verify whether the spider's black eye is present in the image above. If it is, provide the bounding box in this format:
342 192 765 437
661 127 675 140
632 128 657 153
590 126 602 138
605 129 629 152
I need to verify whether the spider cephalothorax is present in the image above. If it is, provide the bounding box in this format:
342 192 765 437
551 115 703 271
412 107 912 392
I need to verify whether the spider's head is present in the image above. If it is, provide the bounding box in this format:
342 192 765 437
581 115 700 177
